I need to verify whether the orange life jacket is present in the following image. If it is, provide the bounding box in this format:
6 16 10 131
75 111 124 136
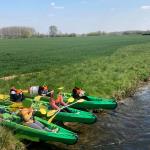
16 89 22 94
55 95 62 103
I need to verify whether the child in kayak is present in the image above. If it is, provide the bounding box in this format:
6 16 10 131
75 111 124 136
10 86 25 102
50 87 72 113
38 85 53 97
72 87 89 101
20 99 58 132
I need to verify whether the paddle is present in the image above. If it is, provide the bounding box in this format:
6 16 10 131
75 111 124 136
22 90 29 93
39 105 47 115
47 99 85 123
67 97 75 103
0 94 10 101
34 96 42 101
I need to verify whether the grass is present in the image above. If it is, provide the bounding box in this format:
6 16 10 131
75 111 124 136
0 126 26 150
0 35 150 99
0 35 150 77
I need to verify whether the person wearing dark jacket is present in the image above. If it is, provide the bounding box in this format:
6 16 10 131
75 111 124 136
38 86 53 97
10 86 24 102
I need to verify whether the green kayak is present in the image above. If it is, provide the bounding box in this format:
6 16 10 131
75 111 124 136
0 96 97 124
0 110 78 144
37 93 117 110
34 100 97 124
64 93 117 109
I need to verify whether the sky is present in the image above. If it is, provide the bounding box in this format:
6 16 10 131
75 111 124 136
0 0 150 34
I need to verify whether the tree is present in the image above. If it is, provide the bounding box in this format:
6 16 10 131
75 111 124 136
49 25 58 37
0 26 36 38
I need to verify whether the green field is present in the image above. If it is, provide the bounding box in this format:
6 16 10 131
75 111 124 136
0 35 150 98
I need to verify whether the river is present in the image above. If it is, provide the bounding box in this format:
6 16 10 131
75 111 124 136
28 83 150 150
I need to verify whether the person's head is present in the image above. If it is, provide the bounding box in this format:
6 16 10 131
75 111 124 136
50 90 54 94
43 86 48 90
74 86 80 89
22 98 33 108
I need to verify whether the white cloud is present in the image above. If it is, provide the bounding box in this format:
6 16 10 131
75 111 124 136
48 14 55 17
51 2 55 6
50 2 64 9
54 6 64 9
141 5 150 10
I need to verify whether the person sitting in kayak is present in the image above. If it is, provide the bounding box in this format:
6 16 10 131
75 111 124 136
72 87 89 101
50 87 72 113
38 85 53 97
21 99 58 132
10 86 25 102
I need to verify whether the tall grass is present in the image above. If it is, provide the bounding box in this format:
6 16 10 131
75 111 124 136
0 126 26 150
0 40 150 99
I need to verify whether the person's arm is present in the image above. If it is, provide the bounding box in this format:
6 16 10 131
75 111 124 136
59 95 67 106
51 100 60 110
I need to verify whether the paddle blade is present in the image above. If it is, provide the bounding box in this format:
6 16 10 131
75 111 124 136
10 102 23 108
48 115 56 123
40 108 47 115
22 90 28 93
47 110 57 117
67 97 75 103
34 96 42 101
77 99 85 103
39 104 47 109
58 87 64 90
9 102 23 112
0 94 9 100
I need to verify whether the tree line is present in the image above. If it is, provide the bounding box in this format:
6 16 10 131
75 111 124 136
0 26 36 38
0 25 150 39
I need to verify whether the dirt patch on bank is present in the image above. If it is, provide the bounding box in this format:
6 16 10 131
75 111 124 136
0 72 39 81
0 75 16 80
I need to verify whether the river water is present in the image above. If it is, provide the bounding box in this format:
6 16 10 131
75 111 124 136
28 83 150 150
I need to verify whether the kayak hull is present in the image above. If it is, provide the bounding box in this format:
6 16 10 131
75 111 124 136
35 103 97 124
68 96 117 110
54 108 97 124
0 111 78 144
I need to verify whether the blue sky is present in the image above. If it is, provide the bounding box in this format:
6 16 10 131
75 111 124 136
0 0 150 33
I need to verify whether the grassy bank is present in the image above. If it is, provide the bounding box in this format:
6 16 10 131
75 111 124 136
0 35 150 99
0 126 25 150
